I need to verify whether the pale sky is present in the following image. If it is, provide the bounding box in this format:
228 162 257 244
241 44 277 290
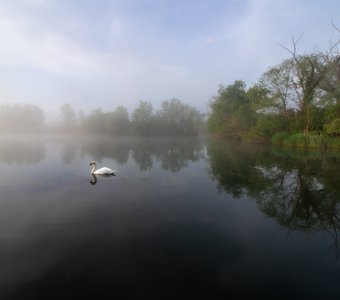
0 0 339 120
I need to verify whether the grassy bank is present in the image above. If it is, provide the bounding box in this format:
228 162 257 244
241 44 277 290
271 132 340 150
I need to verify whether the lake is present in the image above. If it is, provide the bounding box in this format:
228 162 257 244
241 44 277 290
0 135 339 299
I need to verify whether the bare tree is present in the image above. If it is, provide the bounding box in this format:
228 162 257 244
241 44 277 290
279 35 339 132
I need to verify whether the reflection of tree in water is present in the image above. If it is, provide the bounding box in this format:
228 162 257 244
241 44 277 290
81 137 205 172
207 140 273 197
256 150 340 255
81 137 130 165
207 139 340 254
0 137 45 164
61 144 76 164
131 139 154 171
131 138 205 172
157 138 205 172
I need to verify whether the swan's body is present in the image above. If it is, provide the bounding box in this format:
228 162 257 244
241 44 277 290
90 161 116 175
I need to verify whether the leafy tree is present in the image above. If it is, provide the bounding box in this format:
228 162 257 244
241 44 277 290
324 118 340 136
258 50 339 133
278 38 338 132
207 80 256 138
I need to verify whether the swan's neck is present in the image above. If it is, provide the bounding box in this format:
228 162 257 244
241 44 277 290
91 164 96 174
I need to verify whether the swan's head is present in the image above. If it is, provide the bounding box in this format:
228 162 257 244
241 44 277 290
89 161 96 166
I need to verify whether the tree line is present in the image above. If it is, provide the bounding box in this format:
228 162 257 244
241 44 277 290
0 98 204 136
0 103 44 133
64 98 204 136
207 36 340 149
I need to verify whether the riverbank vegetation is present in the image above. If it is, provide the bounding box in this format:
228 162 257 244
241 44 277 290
207 35 340 149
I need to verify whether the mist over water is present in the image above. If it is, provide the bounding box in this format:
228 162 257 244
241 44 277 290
0 99 205 138
0 135 339 299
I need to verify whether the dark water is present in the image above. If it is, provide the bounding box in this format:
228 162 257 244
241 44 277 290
0 135 340 300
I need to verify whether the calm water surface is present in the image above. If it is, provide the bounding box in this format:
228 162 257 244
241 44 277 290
0 135 340 299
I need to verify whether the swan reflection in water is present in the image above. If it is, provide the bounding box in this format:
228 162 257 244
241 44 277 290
90 173 116 185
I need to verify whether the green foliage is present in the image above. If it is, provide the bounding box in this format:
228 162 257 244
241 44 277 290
258 54 332 133
282 133 309 147
322 135 340 149
207 46 340 149
323 102 340 123
259 60 293 114
324 118 340 136
306 134 324 148
271 132 340 149
254 114 291 141
271 132 290 145
207 80 257 138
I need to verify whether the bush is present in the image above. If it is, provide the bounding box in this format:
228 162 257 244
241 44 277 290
324 118 340 136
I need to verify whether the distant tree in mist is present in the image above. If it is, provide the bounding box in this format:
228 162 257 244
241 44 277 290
131 101 154 135
106 106 130 135
60 103 77 131
61 99 204 136
156 98 203 135
80 106 131 136
131 99 204 136
0 103 44 133
81 108 105 134
0 99 203 136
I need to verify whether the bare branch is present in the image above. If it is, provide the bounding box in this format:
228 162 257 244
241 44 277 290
279 34 303 54
331 19 340 33
279 43 293 55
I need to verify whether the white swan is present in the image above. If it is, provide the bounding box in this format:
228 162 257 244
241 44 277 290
89 161 116 175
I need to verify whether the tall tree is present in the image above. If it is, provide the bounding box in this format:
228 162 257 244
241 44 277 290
279 38 337 132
